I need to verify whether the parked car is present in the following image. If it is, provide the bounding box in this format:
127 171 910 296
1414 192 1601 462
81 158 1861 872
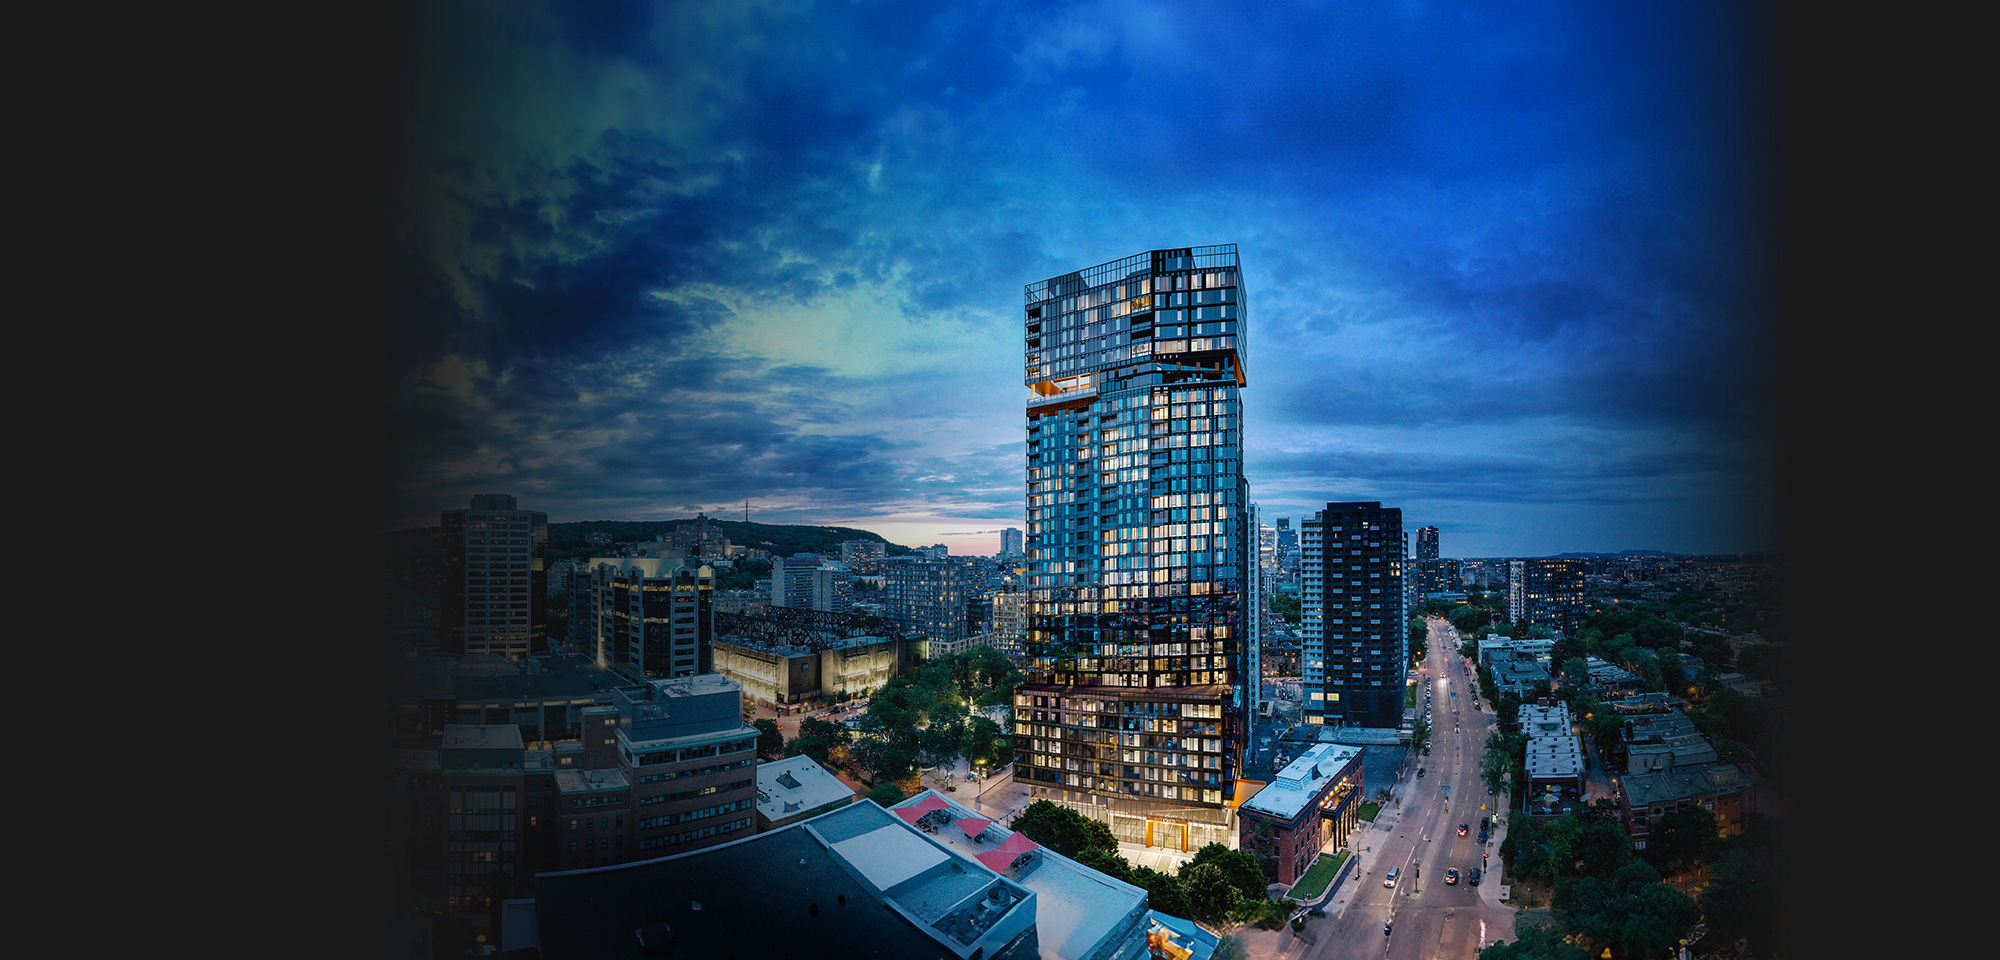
1469 867 1482 886
1417 768 1426 778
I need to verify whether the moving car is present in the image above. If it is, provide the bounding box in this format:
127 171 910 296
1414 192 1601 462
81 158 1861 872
1458 823 1469 835
1384 866 1399 888
1417 768 1426 778
1445 868 1460 885
1469 866 1482 885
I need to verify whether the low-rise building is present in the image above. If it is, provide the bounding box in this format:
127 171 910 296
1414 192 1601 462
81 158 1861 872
712 633 906 710
1235 743 1365 885
506 790 1162 960
1520 702 1583 817
1617 761 1756 850
1580 656 1644 695
756 754 858 831
1622 711 1717 774
1490 657 1551 698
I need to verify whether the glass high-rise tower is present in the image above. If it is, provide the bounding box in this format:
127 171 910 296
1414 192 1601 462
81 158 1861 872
1014 245 1249 815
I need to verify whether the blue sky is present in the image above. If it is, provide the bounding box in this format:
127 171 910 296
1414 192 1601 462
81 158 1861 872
381 0 1780 558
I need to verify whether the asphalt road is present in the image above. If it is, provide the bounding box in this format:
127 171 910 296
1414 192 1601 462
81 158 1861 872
1301 618 1511 960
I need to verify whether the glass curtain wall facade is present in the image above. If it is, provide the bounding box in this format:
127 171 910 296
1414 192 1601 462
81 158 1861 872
1015 245 1249 812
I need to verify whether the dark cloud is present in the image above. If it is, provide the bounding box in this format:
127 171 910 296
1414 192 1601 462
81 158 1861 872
380 0 1778 555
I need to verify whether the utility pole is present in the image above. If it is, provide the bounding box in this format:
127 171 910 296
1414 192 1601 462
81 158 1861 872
744 498 750 522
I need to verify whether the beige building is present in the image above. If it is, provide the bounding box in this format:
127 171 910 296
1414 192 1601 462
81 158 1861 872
713 634 906 710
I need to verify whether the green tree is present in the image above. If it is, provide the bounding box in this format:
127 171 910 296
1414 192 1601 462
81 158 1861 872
1182 863 1238 924
960 715 1010 768
1129 865 1189 917
919 719 966 771
1569 802 1636 879
1553 871 1698 960
1548 635 1587 670
1271 593 1302 624
784 732 834 765
753 718 784 758
1699 849 1780 960
1072 846 1133 883
1642 806 1716 875
867 782 907 807
1483 728 1527 792
851 737 917 783
1495 690 1521 728
1184 842 1272 902
1481 733 1517 796
797 716 850 746
1558 656 1590 688
1476 913 1591 960
1576 700 1628 760
1009 800 1117 859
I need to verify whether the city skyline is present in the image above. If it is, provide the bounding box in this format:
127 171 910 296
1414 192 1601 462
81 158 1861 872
381 1 1781 560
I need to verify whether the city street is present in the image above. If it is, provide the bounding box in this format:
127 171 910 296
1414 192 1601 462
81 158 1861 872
1291 617 1515 960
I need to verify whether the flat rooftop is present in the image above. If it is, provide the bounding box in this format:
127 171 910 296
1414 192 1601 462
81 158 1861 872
892 790 1148 960
1622 762 1750 808
520 798 1079 960
757 755 857 822
1239 743 1361 821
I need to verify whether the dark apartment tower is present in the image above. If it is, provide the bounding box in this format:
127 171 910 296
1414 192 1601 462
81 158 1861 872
1017 245 1249 813
1415 525 1441 600
441 494 549 658
1508 558 1586 637
1301 502 1406 729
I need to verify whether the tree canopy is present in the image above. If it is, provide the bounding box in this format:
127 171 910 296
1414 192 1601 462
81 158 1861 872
1008 801 1117 860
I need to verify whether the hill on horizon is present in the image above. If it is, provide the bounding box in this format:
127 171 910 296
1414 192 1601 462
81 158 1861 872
548 518 910 558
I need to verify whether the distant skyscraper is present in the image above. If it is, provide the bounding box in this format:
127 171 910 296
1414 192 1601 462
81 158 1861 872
770 554 820 608
1508 558 1586 637
839 540 885 576
441 494 548 658
1275 517 1299 583
1301 502 1406 729
999 527 1025 556
1414 525 1441 601
882 557 968 649
1018 245 1249 813
811 562 854 614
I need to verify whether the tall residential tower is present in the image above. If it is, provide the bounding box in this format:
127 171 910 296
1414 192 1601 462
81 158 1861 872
1301 502 1406 729
441 494 549 658
1016 245 1250 818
